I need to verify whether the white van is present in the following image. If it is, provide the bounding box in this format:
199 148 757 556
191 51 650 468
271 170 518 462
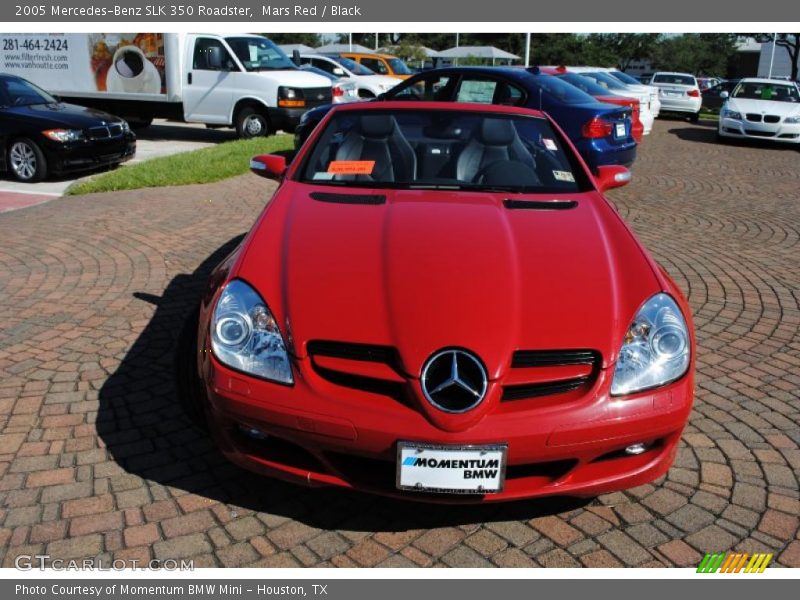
0 33 332 137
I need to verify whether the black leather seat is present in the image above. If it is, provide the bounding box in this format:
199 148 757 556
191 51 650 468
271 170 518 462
456 118 535 182
334 115 417 182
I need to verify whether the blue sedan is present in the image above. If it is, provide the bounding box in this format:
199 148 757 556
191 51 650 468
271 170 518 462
294 66 636 171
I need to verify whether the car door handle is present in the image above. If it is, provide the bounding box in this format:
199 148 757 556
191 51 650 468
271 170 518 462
188 72 192 85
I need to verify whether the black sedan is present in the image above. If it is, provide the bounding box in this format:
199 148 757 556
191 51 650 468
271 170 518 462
702 79 741 112
0 74 136 182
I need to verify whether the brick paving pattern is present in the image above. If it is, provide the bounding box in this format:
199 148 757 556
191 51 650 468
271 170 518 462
0 120 798 568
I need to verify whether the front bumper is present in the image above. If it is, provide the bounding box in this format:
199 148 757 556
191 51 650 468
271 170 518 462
44 133 136 175
202 355 693 503
269 105 330 133
719 117 800 143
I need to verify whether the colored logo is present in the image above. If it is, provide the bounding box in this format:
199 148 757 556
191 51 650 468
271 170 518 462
697 552 773 573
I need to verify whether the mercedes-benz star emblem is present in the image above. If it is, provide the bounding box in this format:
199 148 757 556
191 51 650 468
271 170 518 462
420 349 488 413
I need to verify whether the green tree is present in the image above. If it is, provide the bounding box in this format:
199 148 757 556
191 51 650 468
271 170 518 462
585 34 660 70
651 34 739 76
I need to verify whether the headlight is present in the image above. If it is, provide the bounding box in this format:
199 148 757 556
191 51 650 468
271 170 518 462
721 108 742 120
784 115 800 124
278 86 305 108
610 294 690 396
211 280 293 384
42 128 84 143
120 120 130 133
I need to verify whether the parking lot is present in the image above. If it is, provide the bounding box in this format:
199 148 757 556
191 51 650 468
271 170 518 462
0 119 798 568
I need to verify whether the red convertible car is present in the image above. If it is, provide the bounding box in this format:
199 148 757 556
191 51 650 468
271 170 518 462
188 101 695 502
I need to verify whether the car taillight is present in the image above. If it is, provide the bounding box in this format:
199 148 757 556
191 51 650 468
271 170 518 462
582 117 614 139
332 86 344 97
687 89 700 97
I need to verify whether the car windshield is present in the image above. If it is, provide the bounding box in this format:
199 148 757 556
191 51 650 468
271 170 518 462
556 73 610 97
529 74 597 105
731 82 800 102
388 58 412 75
226 37 296 71
299 109 590 193
653 74 696 86
609 70 641 85
0 77 56 107
580 71 628 91
330 56 374 76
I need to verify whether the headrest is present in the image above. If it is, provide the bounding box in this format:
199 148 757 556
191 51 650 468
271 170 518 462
478 118 517 146
358 114 396 138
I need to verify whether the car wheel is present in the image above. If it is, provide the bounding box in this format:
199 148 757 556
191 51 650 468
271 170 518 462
235 106 270 139
175 306 209 432
689 111 700 123
8 138 47 182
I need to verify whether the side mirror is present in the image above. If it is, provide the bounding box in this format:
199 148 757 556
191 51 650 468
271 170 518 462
720 90 729 99
250 154 287 180
292 50 301 66
595 165 631 192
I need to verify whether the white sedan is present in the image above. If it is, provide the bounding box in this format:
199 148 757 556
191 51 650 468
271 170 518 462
718 78 800 144
298 54 400 99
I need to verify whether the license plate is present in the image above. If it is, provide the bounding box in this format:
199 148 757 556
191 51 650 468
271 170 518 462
666 91 682 97
615 123 626 137
397 442 507 494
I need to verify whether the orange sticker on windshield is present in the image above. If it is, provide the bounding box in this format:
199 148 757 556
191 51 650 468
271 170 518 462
327 160 375 175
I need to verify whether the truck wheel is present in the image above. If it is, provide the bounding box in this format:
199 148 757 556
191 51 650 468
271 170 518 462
8 138 47 183
235 106 270 138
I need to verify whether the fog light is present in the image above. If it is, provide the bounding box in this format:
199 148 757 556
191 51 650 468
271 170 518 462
239 425 269 440
625 443 647 455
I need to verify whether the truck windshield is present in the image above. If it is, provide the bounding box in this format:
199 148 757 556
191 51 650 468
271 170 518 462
226 37 296 71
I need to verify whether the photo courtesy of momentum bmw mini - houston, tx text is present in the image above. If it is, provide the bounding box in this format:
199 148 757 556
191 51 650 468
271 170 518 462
0 0 799 594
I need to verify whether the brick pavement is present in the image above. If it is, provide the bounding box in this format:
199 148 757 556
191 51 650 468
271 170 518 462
0 120 798 568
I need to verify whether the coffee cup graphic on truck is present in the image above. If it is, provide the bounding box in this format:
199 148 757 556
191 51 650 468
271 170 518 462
89 33 165 94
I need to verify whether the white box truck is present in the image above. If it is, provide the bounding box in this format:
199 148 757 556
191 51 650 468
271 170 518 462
0 32 332 137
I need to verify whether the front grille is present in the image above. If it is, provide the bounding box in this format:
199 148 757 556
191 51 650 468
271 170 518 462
307 340 396 363
302 86 332 107
511 349 599 368
503 349 601 401
764 115 781 124
745 129 775 137
746 113 762 122
87 123 124 140
307 340 408 404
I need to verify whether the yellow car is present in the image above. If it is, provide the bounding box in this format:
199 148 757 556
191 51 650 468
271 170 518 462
338 52 413 80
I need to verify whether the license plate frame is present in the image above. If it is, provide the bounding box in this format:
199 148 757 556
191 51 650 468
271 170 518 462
396 442 508 495
615 122 626 138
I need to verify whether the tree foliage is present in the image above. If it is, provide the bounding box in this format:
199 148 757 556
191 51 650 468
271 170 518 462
651 34 739 76
261 33 322 47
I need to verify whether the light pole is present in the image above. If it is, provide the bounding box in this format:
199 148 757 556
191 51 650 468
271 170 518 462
768 34 777 78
